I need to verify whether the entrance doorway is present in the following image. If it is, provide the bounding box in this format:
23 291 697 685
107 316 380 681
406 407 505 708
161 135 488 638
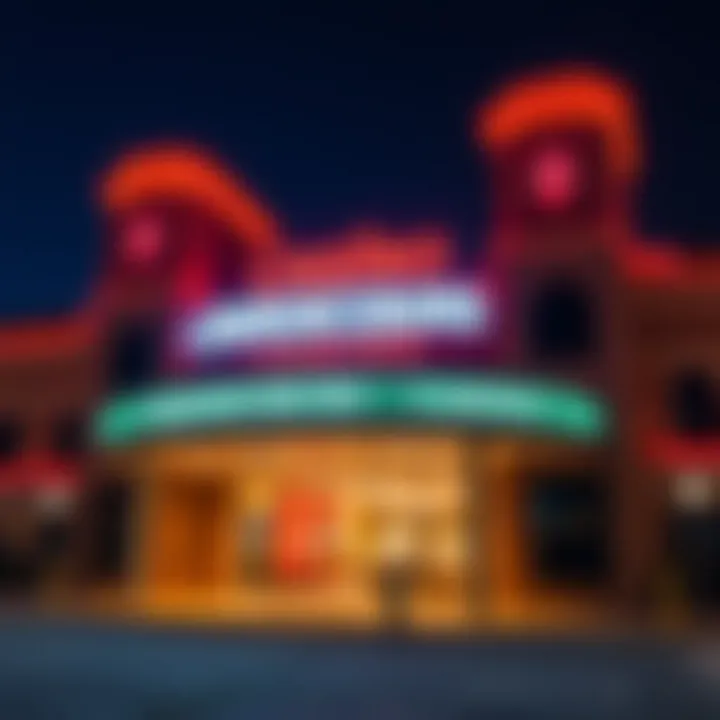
147 479 231 591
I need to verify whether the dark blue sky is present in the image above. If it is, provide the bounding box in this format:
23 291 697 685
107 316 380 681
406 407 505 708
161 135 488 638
1 4 718 319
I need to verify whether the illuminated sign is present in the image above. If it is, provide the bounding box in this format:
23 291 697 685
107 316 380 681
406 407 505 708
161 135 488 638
94 372 609 447
175 280 492 360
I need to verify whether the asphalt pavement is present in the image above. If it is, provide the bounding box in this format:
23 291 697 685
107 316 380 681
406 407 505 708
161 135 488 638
0 614 719 718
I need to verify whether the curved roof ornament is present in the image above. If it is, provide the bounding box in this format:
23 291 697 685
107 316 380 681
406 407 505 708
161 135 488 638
99 142 280 249
477 65 642 181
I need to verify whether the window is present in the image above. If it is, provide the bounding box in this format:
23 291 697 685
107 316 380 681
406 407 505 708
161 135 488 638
85 480 133 582
0 417 22 461
670 510 720 609
0 497 39 595
108 320 162 392
670 370 718 436
529 280 597 362
526 472 609 587
52 414 88 458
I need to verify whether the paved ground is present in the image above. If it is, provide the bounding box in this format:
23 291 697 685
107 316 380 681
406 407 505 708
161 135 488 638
1 614 719 718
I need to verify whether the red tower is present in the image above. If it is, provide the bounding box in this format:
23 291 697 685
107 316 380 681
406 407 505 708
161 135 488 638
96 143 281 387
477 66 643 384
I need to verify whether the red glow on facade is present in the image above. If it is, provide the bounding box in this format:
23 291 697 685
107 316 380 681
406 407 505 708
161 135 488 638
0 316 94 362
122 215 165 266
0 454 80 494
173 246 214 307
100 143 280 250
530 146 581 210
478 66 641 180
249 230 452 291
645 434 720 470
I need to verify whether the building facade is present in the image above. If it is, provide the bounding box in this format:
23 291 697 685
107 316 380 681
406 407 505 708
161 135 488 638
0 66 718 629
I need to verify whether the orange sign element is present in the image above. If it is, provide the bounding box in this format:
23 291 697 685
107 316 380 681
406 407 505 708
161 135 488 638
478 65 641 180
249 227 453 290
100 143 280 249
272 487 333 582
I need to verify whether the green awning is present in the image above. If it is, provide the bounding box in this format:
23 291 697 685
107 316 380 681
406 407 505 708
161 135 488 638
94 372 610 448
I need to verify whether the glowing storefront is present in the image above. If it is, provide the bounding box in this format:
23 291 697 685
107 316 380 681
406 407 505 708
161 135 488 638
89 273 611 627
77 64 717 629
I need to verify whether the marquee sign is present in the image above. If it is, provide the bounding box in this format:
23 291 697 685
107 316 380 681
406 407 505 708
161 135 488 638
94 372 609 447
173 279 493 364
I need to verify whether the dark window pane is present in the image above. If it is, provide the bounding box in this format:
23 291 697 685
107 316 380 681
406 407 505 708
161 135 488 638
108 320 162 392
86 480 133 582
0 498 39 595
0 418 22 460
526 473 609 587
52 415 88 458
671 511 720 610
529 281 596 362
670 371 718 436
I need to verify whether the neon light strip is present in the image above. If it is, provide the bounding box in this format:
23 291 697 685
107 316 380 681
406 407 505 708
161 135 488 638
95 373 609 447
177 281 491 357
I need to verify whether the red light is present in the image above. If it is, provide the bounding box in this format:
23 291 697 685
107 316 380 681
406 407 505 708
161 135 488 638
122 214 164 265
529 147 581 210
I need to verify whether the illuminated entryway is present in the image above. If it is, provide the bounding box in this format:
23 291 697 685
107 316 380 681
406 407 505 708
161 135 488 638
86 432 607 629
132 436 469 627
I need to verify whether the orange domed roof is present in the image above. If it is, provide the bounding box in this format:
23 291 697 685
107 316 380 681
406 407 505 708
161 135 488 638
100 143 280 249
477 66 642 179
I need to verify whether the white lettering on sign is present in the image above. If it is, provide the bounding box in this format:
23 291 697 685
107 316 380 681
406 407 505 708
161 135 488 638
177 281 492 359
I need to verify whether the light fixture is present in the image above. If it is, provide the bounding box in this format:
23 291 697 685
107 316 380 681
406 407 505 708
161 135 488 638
672 471 715 512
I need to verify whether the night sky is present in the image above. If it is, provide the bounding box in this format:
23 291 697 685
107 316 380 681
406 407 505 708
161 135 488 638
1 4 718 319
